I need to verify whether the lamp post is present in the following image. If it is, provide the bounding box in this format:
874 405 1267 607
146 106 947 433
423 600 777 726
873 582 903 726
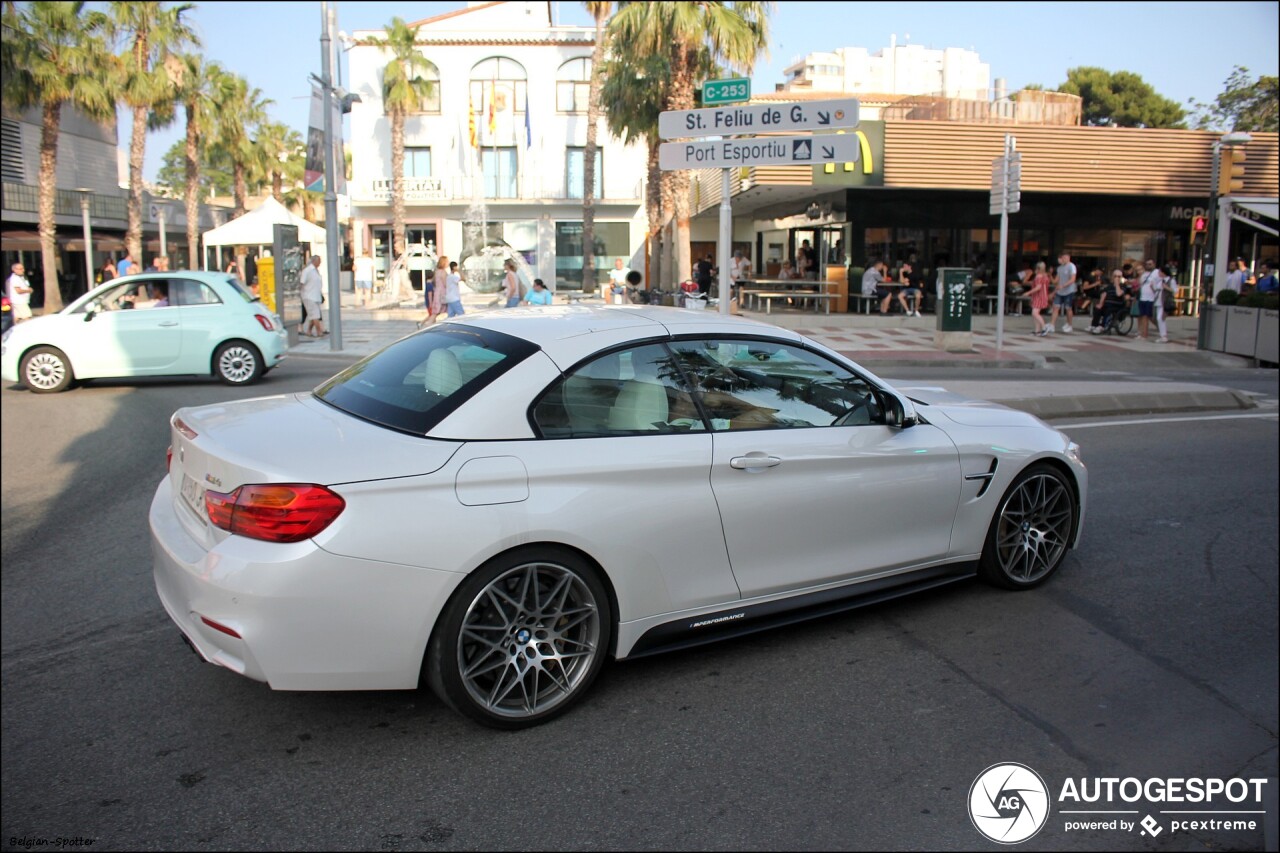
74 188 94 286
317 0 343 351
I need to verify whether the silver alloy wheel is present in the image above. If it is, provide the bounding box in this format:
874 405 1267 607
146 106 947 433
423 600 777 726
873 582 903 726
24 350 69 391
991 472 1074 584
457 562 602 720
217 344 258 384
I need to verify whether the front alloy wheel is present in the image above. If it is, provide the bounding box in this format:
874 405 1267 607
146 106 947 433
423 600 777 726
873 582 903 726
979 464 1076 589
428 549 611 728
214 341 262 386
20 346 74 393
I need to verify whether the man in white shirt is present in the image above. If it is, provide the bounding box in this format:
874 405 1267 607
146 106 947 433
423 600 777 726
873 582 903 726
1223 259 1247 294
300 254 326 337
353 252 375 307
6 262 33 322
729 250 752 282
607 257 630 293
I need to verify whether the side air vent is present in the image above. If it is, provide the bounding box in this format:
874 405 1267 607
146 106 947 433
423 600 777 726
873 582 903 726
964 458 1000 498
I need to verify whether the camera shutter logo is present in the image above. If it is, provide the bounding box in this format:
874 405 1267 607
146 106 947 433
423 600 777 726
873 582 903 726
969 763 1051 844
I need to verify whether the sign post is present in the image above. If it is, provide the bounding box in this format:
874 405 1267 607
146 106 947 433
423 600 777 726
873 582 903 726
660 93 860 315
701 77 751 107
990 135 1020 351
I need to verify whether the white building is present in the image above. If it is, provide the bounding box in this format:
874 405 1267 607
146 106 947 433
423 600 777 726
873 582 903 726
346 0 648 292
780 37 991 102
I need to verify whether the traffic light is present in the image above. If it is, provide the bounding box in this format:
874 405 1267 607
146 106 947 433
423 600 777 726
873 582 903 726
1191 214 1209 246
1218 146 1246 195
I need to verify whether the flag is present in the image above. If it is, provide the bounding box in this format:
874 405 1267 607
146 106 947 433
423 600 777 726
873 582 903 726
468 94 477 148
524 92 532 148
487 81 496 135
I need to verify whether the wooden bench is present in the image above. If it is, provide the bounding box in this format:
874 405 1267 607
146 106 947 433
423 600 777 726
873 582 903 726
972 294 1000 315
752 291 837 314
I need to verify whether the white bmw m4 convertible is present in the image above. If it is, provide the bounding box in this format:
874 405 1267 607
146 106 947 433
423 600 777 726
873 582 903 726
151 306 1086 728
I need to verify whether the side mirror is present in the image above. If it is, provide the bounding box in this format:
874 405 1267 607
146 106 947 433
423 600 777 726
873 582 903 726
884 390 918 429
83 303 99 322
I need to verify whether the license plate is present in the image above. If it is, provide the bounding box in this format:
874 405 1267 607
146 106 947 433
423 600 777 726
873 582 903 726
180 473 207 520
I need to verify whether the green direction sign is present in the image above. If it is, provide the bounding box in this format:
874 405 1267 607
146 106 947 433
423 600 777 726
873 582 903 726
702 77 750 107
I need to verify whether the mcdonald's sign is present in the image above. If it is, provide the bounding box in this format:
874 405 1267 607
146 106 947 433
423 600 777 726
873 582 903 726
813 121 883 187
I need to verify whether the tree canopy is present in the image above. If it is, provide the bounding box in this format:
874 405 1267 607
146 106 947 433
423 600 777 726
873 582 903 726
156 137 233 198
1058 67 1186 128
1189 66 1278 133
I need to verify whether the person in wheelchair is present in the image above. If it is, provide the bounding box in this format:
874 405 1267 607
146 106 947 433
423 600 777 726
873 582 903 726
1089 269 1132 334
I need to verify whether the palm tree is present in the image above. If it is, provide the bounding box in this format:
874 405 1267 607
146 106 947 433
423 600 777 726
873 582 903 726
600 49 670 289
612 1 770 283
580 1 613 293
166 54 231 269
214 74 271 218
1 1 114 312
255 121 304 204
109 1 197 264
374 17 436 262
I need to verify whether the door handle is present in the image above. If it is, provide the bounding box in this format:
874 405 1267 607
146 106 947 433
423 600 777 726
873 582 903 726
158 321 179 327
730 454 782 470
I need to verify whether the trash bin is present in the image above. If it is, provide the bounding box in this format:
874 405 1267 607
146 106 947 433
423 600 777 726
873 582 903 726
934 267 974 352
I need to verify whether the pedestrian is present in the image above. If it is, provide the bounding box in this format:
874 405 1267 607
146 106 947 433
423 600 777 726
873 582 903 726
1223 258 1247 294
225 258 240 280
1136 259 1165 342
1256 262 1278 293
353 251 375 307
729 249 753 283
1029 261 1052 335
524 277 553 305
608 258 630 294
1007 261 1032 314
98 259 117 284
6 262 34 323
777 259 797 280
300 254 326 337
898 258 924 316
116 251 135 278
861 258 894 315
695 253 714 294
797 241 815 278
502 260 522 308
1078 269 1103 313
1089 270 1131 333
444 261 466 317
1048 251 1077 334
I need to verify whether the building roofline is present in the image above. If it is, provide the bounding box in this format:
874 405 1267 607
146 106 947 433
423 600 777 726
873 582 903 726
407 1 505 28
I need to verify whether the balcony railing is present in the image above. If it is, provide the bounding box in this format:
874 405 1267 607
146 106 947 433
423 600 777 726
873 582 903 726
350 175 645 205
1 181 128 220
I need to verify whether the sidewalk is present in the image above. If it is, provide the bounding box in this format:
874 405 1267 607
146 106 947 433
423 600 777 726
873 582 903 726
287 289 1268 421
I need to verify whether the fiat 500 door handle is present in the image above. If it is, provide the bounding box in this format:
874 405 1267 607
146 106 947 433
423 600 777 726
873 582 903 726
730 454 782 470
158 320 179 327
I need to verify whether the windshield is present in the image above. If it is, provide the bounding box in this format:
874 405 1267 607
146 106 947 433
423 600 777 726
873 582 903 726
313 324 539 435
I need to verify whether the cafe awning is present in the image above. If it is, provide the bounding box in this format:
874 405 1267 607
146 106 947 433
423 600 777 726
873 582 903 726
0 230 42 251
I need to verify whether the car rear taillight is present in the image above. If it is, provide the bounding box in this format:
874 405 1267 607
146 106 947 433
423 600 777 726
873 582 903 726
166 445 173 472
254 314 275 331
174 417 198 440
204 484 345 543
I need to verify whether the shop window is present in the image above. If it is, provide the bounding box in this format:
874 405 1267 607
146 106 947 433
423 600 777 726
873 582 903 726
555 221 629 290
565 147 603 199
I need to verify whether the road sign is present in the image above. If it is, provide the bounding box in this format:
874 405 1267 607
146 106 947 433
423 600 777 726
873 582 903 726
701 77 751 107
990 152 1022 215
659 133 862 170
659 98 860 139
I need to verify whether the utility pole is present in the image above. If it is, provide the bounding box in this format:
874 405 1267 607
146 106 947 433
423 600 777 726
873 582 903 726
320 1 343 350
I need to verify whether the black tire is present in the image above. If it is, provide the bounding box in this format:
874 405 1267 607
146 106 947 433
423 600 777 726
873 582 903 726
19 346 75 394
426 546 612 729
1113 312 1134 336
213 341 263 386
978 464 1076 590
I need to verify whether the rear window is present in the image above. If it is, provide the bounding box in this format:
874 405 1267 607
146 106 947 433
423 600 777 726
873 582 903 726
223 275 258 303
313 325 538 435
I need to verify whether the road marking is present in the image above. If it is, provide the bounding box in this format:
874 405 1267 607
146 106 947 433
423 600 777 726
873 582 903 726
1058 412 1279 429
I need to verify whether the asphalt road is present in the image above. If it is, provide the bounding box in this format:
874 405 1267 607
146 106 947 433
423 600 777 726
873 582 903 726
1 360 1277 851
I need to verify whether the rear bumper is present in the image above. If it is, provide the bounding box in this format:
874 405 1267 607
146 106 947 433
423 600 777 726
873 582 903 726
149 475 464 690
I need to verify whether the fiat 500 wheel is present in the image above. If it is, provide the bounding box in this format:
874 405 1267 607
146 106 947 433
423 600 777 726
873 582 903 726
213 341 262 386
979 464 1076 589
20 346 74 393
427 548 612 729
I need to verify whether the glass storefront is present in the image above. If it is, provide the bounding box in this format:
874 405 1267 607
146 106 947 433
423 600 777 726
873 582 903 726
555 221 628 291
